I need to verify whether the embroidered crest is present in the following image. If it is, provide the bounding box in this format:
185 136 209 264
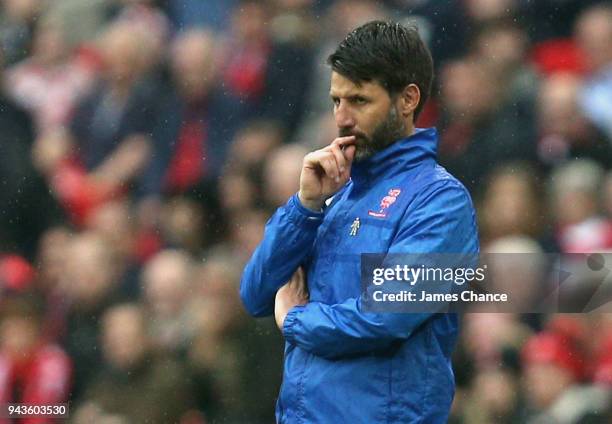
368 189 401 218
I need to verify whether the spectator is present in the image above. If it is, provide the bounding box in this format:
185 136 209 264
463 0 517 23
537 73 612 171
147 29 245 197
472 18 539 121
216 121 285 211
480 164 544 244
33 227 73 342
0 50 64 258
263 143 309 209
221 0 314 136
64 20 156 174
226 120 284 174
0 296 72 424
576 3 612 140
61 232 123 401
550 160 611 252
217 169 259 214
109 0 170 75
142 249 194 356
227 208 269 261
463 366 523 424
462 313 531 369
437 58 537 194
188 251 282 423
85 200 147 298
159 196 208 254
484 236 549 315
73 303 199 424
32 21 160 224
5 12 96 132
522 331 610 423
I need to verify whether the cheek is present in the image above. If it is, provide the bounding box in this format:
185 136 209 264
358 106 388 134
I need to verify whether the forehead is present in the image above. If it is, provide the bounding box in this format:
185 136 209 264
329 71 387 97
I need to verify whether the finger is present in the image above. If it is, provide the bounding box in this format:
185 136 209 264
302 152 325 177
318 156 341 182
332 135 356 148
322 136 354 153
304 149 344 183
330 141 356 180
333 136 356 162
343 145 356 173
328 143 347 174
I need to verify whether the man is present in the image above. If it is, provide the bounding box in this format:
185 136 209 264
0 297 72 424
73 303 197 424
0 49 64 258
576 3 612 140
241 21 479 423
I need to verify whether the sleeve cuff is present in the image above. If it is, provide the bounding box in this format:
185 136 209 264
282 305 306 342
285 194 325 228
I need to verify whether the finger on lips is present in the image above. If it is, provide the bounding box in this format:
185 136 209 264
334 135 356 149
305 136 356 183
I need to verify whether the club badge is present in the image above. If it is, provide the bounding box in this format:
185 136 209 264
368 189 401 218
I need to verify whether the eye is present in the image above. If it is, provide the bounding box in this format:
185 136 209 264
353 96 367 105
331 97 340 107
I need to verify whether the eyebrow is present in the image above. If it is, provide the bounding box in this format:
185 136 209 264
329 92 367 98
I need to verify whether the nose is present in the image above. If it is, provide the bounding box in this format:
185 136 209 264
334 100 356 130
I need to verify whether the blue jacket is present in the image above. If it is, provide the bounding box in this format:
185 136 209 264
240 128 479 423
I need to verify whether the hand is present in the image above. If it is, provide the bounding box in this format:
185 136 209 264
275 267 309 330
298 136 356 211
32 128 73 176
92 134 151 185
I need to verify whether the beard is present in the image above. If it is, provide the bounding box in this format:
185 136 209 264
339 106 406 162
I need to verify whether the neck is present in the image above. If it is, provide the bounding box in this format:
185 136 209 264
404 121 416 138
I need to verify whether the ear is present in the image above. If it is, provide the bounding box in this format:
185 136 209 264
397 84 421 119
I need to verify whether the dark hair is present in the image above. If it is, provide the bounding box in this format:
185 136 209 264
327 20 434 121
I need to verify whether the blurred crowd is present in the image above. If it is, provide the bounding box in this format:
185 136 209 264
0 0 612 423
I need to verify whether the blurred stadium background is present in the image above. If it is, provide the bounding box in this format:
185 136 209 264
0 0 611 423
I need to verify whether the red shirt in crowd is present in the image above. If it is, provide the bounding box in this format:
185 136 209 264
0 345 71 424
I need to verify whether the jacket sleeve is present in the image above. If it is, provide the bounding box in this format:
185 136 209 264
240 194 324 317
282 181 479 359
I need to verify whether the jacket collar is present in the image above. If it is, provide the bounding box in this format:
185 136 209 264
350 127 439 187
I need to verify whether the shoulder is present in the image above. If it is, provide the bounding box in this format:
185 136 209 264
411 165 474 212
36 345 71 367
32 345 72 381
391 166 479 253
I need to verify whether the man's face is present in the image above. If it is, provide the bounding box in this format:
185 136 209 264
102 307 148 370
0 317 39 360
330 71 406 162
